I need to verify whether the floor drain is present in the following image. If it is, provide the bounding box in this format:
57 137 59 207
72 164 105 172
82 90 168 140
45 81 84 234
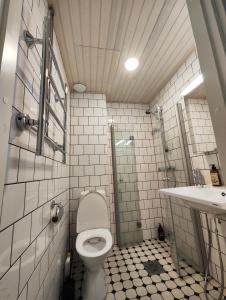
143 260 164 275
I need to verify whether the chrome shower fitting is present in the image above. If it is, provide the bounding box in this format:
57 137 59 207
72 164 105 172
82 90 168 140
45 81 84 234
192 168 204 187
23 30 43 49
146 105 163 120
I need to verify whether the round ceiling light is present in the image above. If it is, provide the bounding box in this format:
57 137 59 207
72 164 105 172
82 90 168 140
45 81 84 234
124 57 139 71
73 83 86 93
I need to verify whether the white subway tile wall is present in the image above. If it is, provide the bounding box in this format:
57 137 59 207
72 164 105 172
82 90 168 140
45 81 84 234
0 1 70 300
69 97 163 247
151 50 226 286
1 3 225 298
107 103 162 244
69 93 111 247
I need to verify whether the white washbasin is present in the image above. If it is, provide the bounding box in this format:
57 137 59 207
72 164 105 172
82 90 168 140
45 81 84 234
160 185 226 215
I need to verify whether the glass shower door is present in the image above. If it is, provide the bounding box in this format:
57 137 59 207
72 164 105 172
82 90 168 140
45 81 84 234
111 125 143 247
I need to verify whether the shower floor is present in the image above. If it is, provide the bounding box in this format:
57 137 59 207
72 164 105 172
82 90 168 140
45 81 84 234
72 239 224 300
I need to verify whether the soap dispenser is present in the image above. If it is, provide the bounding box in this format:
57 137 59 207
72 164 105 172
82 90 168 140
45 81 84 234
210 164 222 186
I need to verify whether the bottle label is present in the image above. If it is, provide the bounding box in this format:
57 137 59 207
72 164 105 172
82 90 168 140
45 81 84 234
211 173 220 186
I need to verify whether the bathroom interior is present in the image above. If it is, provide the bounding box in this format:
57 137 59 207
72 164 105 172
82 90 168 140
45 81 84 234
0 0 226 300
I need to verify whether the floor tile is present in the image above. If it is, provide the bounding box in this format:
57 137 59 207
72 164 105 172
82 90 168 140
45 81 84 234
71 239 223 300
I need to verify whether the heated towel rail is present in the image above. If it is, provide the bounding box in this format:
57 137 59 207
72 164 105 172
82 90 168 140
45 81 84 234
16 8 68 163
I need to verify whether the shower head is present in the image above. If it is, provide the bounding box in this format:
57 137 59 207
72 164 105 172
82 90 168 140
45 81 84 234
152 105 163 115
146 105 163 119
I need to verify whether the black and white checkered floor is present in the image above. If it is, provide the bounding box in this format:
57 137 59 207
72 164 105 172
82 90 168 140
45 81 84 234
72 239 225 300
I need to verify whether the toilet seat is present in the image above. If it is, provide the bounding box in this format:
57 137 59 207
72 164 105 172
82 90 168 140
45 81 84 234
76 228 112 258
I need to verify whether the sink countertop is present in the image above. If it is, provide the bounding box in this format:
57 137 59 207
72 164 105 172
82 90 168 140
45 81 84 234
160 185 226 214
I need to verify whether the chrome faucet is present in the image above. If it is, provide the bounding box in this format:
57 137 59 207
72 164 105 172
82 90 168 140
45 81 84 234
192 168 204 187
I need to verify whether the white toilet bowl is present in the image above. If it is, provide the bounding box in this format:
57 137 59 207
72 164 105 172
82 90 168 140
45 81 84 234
76 228 112 299
75 191 113 300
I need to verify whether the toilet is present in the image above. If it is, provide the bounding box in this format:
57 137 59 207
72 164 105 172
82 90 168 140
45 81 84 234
76 190 113 300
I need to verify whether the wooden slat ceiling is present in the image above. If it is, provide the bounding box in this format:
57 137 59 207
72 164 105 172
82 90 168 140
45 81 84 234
48 0 196 103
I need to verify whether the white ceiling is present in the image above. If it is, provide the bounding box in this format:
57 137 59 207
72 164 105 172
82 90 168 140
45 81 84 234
49 0 196 103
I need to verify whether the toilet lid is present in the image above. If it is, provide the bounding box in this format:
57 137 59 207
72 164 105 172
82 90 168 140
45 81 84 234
77 191 109 233
76 228 112 258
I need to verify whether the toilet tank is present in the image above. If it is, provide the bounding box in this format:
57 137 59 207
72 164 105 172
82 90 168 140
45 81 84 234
77 190 110 233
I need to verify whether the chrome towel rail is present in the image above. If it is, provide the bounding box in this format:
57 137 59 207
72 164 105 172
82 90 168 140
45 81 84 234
48 73 66 112
18 7 68 163
45 101 66 132
47 38 66 94
44 135 65 154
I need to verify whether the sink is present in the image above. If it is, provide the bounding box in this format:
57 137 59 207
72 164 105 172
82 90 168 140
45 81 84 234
160 185 226 215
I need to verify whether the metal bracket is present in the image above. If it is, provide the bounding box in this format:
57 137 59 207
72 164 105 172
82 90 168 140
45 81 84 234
51 200 62 209
23 30 43 48
51 200 64 223
158 166 176 172
16 113 38 131
55 144 64 152
54 94 64 103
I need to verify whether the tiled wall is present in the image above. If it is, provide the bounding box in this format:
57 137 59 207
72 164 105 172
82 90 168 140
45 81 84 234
0 1 70 299
150 50 226 286
107 103 162 243
186 97 217 153
151 105 199 268
69 93 110 247
69 98 162 246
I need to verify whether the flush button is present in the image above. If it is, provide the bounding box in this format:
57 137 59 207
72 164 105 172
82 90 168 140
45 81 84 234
221 192 225 196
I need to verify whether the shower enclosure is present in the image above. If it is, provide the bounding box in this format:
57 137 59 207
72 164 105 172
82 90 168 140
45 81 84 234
151 104 207 274
110 124 143 247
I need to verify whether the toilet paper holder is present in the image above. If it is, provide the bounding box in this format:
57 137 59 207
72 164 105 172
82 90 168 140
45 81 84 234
51 201 64 223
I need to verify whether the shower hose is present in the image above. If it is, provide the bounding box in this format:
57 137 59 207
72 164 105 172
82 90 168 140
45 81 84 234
204 213 224 300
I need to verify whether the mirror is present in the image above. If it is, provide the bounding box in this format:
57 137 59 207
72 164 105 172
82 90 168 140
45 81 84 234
184 83 217 154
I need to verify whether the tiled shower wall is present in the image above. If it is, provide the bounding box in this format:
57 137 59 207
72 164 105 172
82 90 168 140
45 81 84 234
69 93 111 247
0 1 70 300
69 98 162 246
151 114 200 268
151 50 226 285
107 103 162 243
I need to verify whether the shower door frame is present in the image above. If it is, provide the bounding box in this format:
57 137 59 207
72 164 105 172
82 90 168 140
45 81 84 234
110 124 121 246
155 112 181 274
